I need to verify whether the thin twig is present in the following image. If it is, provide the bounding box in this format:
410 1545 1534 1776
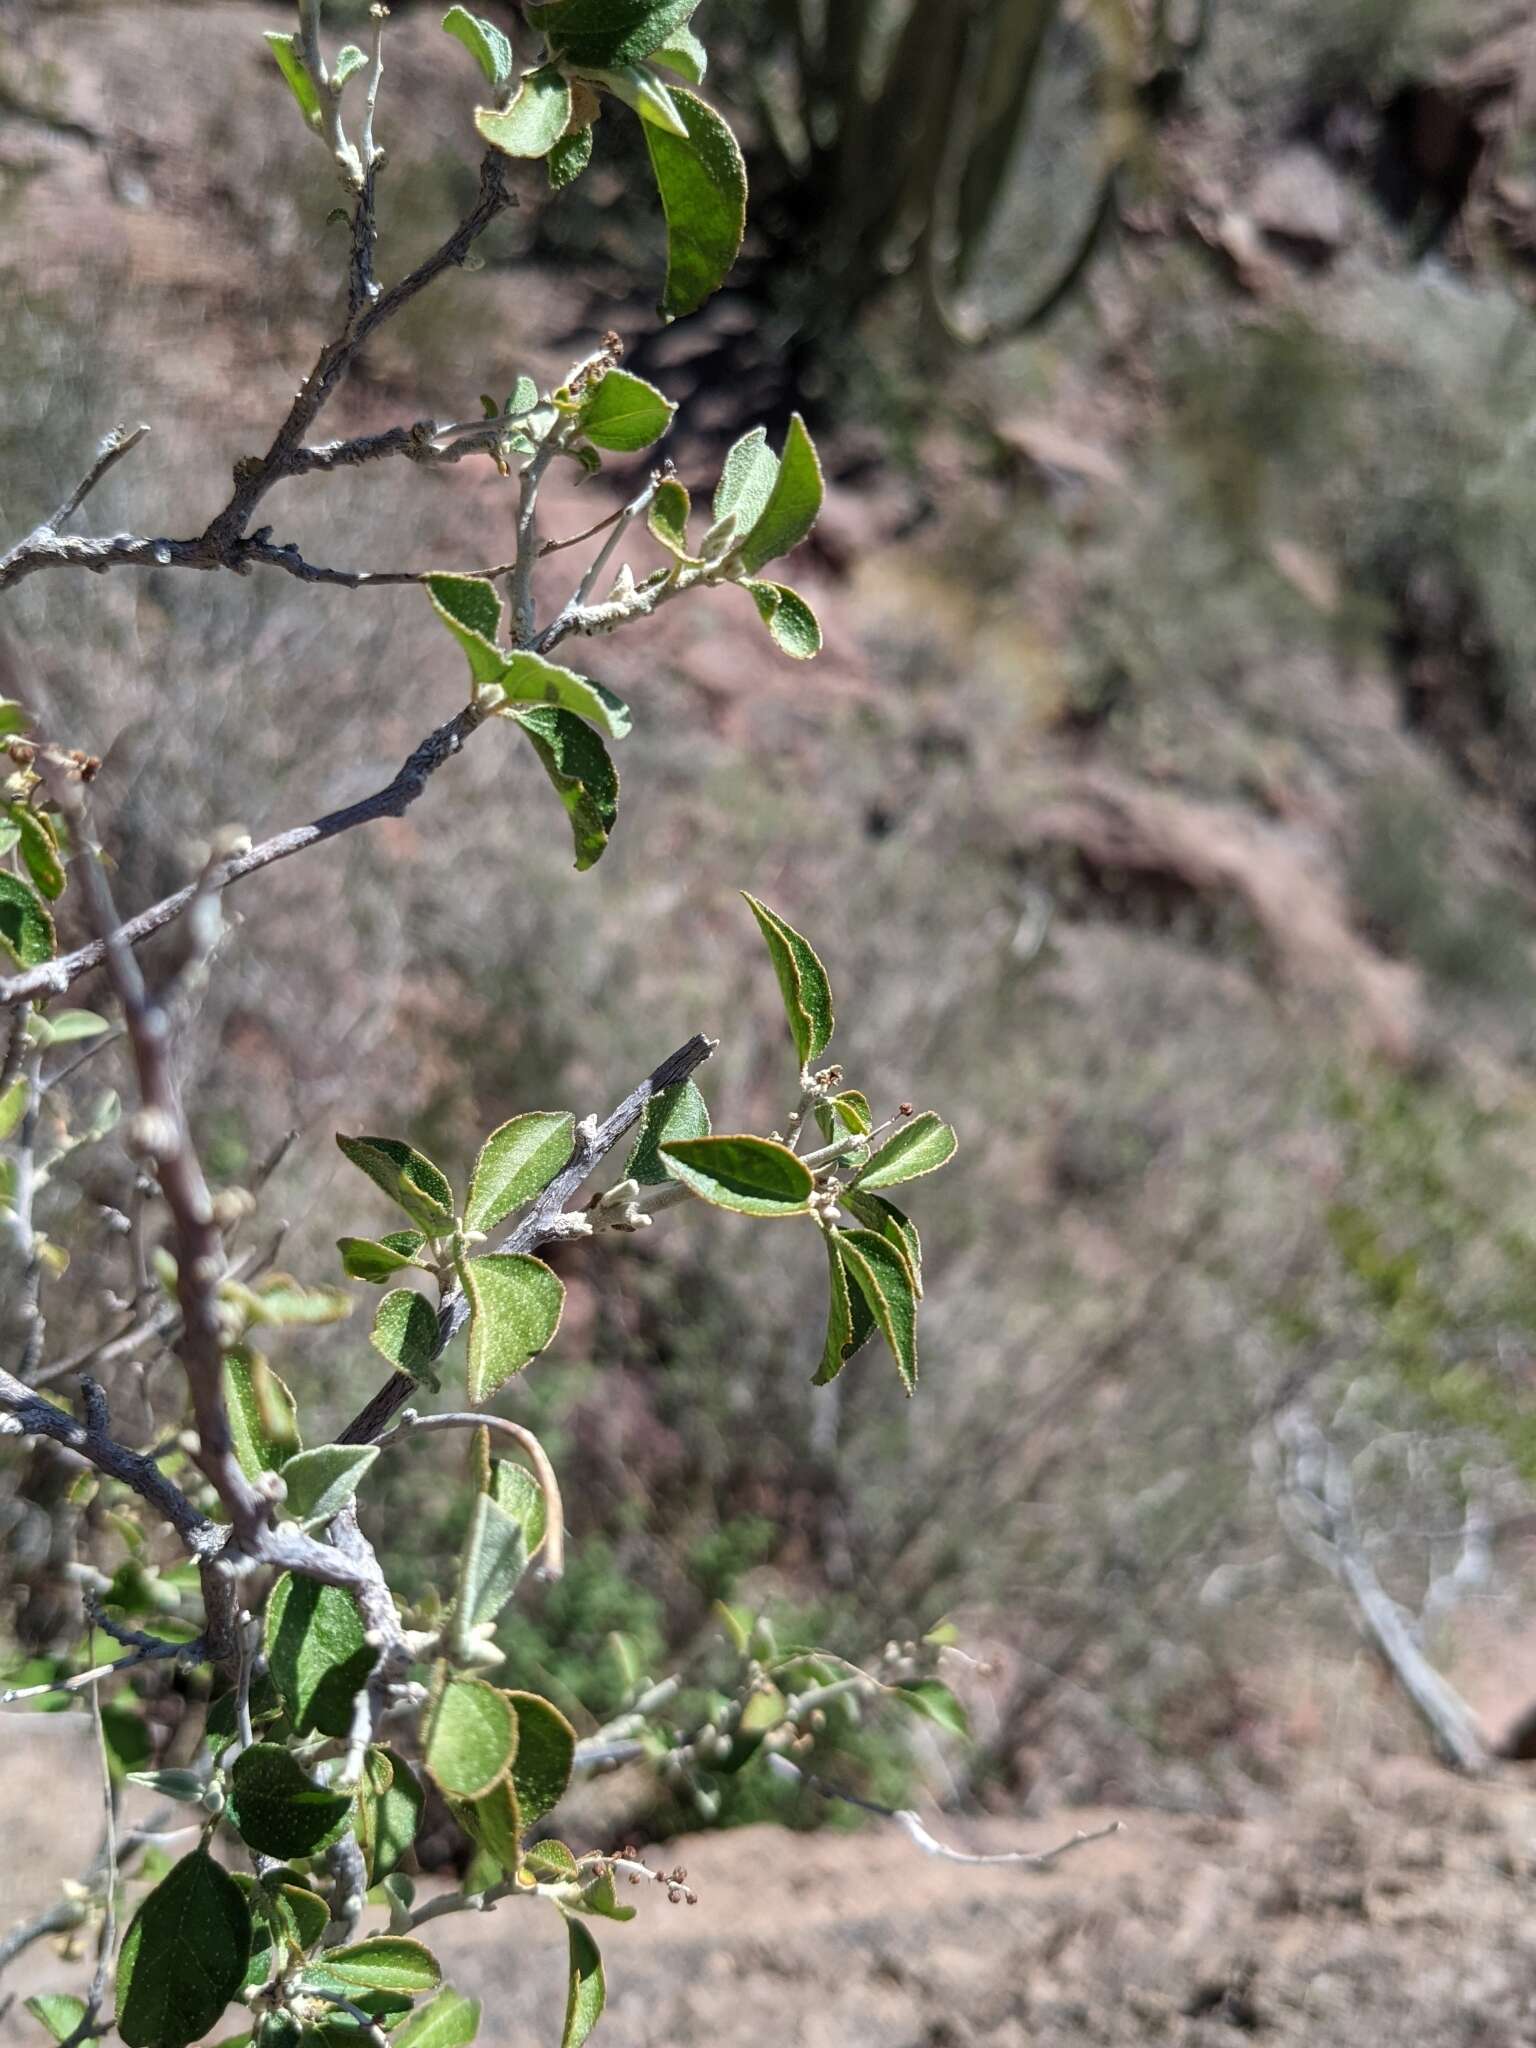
46 424 150 535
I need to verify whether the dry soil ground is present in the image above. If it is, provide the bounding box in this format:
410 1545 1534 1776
6 1716 1536 2048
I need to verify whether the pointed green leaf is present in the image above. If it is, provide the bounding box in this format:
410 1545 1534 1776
26 1995 94 2047
339 1231 427 1284
392 1989 481 2048
425 1677 518 1800
335 1134 455 1232
355 1747 424 1885
892 1679 970 1740
642 85 747 320
742 893 835 1068
582 62 688 137
841 1189 922 1297
512 706 619 872
530 0 700 69
264 32 322 125
11 807 64 900
505 1691 576 1825
459 1252 565 1402
651 26 706 81
265 1573 374 1738
852 1111 957 1191
476 64 573 158
455 1492 529 1631
452 1772 522 1875
371 1289 440 1380
279 1444 379 1525
0 872 55 969
465 1111 575 1235
426 578 506 689
443 6 512 85
561 1920 605 2048
116 1850 251 2048
713 427 778 531
225 1349 301 1478
493 653 632 738
836 1227 918 1393
739 414 823 574
815 1089 873 1145
242 1273 353 1328
488 1455 548 1554
658 1135 814 1216
813 1230 876 1385
626 1078 710 1184
567 1864 637 1923
549 124 595 189
227 1743 353 1860
578 368 676 453
29 1008 109 1045
647 477 694 557
301 1939 441 1996
742 580 822 659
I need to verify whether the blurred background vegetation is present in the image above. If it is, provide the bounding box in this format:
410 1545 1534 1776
7 0 1536 1835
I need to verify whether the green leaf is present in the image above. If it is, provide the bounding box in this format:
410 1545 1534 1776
465 1111 574 1235
335 1134 455 1232
225 1349 301 1479
115 1850 251 2048
650 26 706 81
548 124 595 189
393 1990 482 2048
530 0 700 69
264 32 322 125
566 1864 637 1923
424 1676 518 1800
459 1252 565 1402
560 1920 606 2048
442 6 512 85
100 1702 153 1781
835 1228 918 1394
455 1492 529 1632
892 1680 970 1740
241 1273 353 1328
355 1747 425 1885
813 1230 876 1386
0 1078 23 1142
713 427 778 533
582 62 687 137
339 1231 427 1284
332 44 368 88
647 477 694 558
626 1078 710 1184
476 64 573 158
426 576 505 688
578 368 676 454
279 1444 379 1525
815 1090 873 1145
742 893 835 1069
505 1691 576 1825
265 1574 374 1738
642 85 747 321
492 653 633 739
742 580 822 659
852 1111 958 1191
10 807 64 900
512 706 619 872
658 1135 815 1217
739 414 824 574
226 1743 353 1860
371 1289 440 1380
488 1454 548 1553
302 1939 441 1996
452 1774 522 1875
841 1189 922 1298
0 700 29 738
0 872 55 969
27 1994 94 2046
30 1008 109 1045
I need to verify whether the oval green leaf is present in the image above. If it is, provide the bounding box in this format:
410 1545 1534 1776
658 1135 815 1217
476 63 573 158
530 0 700 69
465 1111 575 1235
371 1289 440 1380
279 1443 378 1525
392 1989 482 2048
739 413 824 575
115 1850 252 2048
641 85 747 320
459 1252 565 1403
511 706 619 872
561 1920 605 2048
852 1111 958 1191
493 654 632 739
338 1231 427 1284
265 1573 374 1738
625 1077 710 1185
0 872 55 969
226 1743 353 1860
505 1691 576 1826
742 893 835 1070
335 1134 455 1232
578 367 676 453
443 6 512 85
742 580 822 659
835 1227 918 1394
425 1676 519 1801
302 1938 441 1996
